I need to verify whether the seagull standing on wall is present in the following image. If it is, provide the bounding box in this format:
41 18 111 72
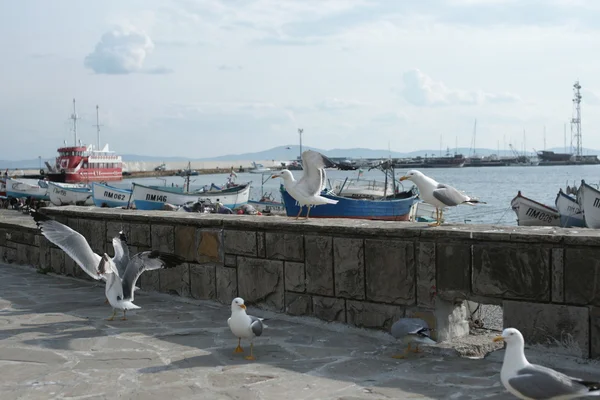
271 150 338 219
399 170 485 226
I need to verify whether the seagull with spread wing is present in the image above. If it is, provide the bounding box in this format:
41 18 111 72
271 150 338 219
399 169 485 226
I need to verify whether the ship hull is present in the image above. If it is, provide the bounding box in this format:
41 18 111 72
46 168 122 183
577 180 600 229
91 182 132 208
47 182 94 206
510 191 560 227
5 178 50 200
555 190 585 228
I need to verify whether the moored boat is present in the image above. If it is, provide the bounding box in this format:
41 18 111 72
332 178 394 200
576 179 600 229
5 178 49 200
555 188 585 228
47 181 94 206
510 191 560 227
91 182 132 208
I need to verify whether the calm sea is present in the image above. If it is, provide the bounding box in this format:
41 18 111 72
112 165 600 226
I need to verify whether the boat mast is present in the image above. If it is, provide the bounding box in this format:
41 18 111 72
298 128 303 161
93 105 103 150
70 98 80 146
571 80 582 158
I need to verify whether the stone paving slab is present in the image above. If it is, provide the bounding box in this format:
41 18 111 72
0 263 564 399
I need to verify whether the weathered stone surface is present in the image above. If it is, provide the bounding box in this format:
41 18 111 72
552 248 564 303
38 237 51 269
365 239 415 305
106 221 130 244
257 231 266 258
151 225 174 253
265 232 304 261
285 292 312 315
333 238 364 300
503 300 590 358
50 247 65 274
591 306 600 359
78 219 106 255
305 235 334 296
313 296 346 322
129 223 151 247
416 241 436 308
196 229 223 264
237 257 283 311
346 300 405 330
64 256 79 278
437 243 470 293
224 254 237 267
284 261 305 293
432 300 469 341
174 225 196 261
159 264 190 297
0 228 6 247
21 244 39 267
215 266 235 304
224 230 256 256
473 244 550 301
190 263 217 300
564 248 600 306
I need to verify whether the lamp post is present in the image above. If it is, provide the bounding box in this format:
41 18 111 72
298 128 303 161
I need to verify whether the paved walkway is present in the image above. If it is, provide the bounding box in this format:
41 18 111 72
0 263 516 400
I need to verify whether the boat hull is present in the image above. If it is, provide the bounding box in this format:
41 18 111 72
577 180 600 229
132 183 251 210
280 187 417 221
555 190 585 228
46 168 122 183
510 191 560 227
5 178 49 200
91 182 132 208
48 182 94 206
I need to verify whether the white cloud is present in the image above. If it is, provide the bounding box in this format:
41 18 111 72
84 26 170 74
399 69 521 106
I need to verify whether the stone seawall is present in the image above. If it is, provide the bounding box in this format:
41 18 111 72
0 207 599 359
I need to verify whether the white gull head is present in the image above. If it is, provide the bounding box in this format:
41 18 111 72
231 297 247 314
271 169 294 181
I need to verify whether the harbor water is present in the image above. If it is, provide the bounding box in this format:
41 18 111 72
110 165 600 226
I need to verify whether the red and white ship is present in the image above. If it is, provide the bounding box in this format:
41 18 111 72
46 99 123 183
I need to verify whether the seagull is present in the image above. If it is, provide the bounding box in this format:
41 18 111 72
97 251 185 321
227 297 267 361
399 169 485 226
494 328 600 399
390 317 436 359
271 150 338 219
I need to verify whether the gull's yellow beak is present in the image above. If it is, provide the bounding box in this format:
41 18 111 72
399 176 408 181
493 336 504 343
239 304 246 310
271 175 278 179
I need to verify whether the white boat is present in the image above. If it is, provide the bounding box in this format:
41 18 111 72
248 162 271 174
5 178 49 200
47 181 94 206
91 182 132 208
555 188 585 228
131 182 251 210
576 179 600 229
332 178 395 200
408 201 439 223
510 191 561 227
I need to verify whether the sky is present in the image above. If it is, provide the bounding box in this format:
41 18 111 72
2 0 600 160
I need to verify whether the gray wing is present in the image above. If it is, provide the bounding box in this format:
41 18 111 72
121 251 185 301
391 318 430 339
31 210 102 280
248 315 264 337
111 232 129 277
296 150 335 197
432 183 470 207
508 365 600 399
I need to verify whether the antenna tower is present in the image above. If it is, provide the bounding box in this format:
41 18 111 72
571 81 582 157
70 98 81 146
93 105 103 150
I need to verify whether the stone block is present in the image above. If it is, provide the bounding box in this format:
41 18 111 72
224 230 256 256
215 266 235 304
224 254 237 267
38 238 51 269
64 256 78 278
503 301 590 358
564 248 600 306
140 270 160 292
305 235 334 296
15 243 27 265
196 229 223 264
237 257 284 311
0 229 6 247
129 223 151 247
50 248 65 274
5 247 16 264
159 263 190 297
106 221 130 244
313 296 346 322
285 292 312 316
257 232 266 258
333 238 364 300
416 241 436 308
591 306 600 359
473 244 550 301
437 243 470 293
365 239 415 305
431 300 469 341
284 261 305 293
23 244 39 267
551 248 564 303
174 225 196 261
151 225 174 253
0 246 6 263
78 219 106 255
190 263 217 300
346 300 405 330
265 231 304 261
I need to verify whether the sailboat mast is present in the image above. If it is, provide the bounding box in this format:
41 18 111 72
93 105 103 150
70 98 80 146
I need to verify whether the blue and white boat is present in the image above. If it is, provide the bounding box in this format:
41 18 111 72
47 181 94 206
555 188 585 228
91 182 132 208
5 178 49 200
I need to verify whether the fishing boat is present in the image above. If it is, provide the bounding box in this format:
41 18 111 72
408 201 439 223
47 181 94 206
554 188 585 228
91 182 132 208
0 178 6 198
45 100 123 183
576 179 600 229
131 182 251 210
248 162 271 174
510 191 560 227
5 178 50 200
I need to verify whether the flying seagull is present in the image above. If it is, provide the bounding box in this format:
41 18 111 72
227 297 267 361
399 169 485 226
97 251 185 321
271 150 338 219
390 317 436 359
494 328 600 399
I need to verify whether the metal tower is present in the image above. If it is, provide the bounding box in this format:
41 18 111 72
571 81 582 157
93 105 103 150
70 98 81 146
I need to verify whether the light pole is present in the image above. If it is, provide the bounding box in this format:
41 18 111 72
38 156 41 169
298 128 303 160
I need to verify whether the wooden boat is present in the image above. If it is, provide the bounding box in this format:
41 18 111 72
555 188 585 228
576 179 600 229
5 178 50 200
510 191 560 227
91 182 132 208
47 181 94 206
